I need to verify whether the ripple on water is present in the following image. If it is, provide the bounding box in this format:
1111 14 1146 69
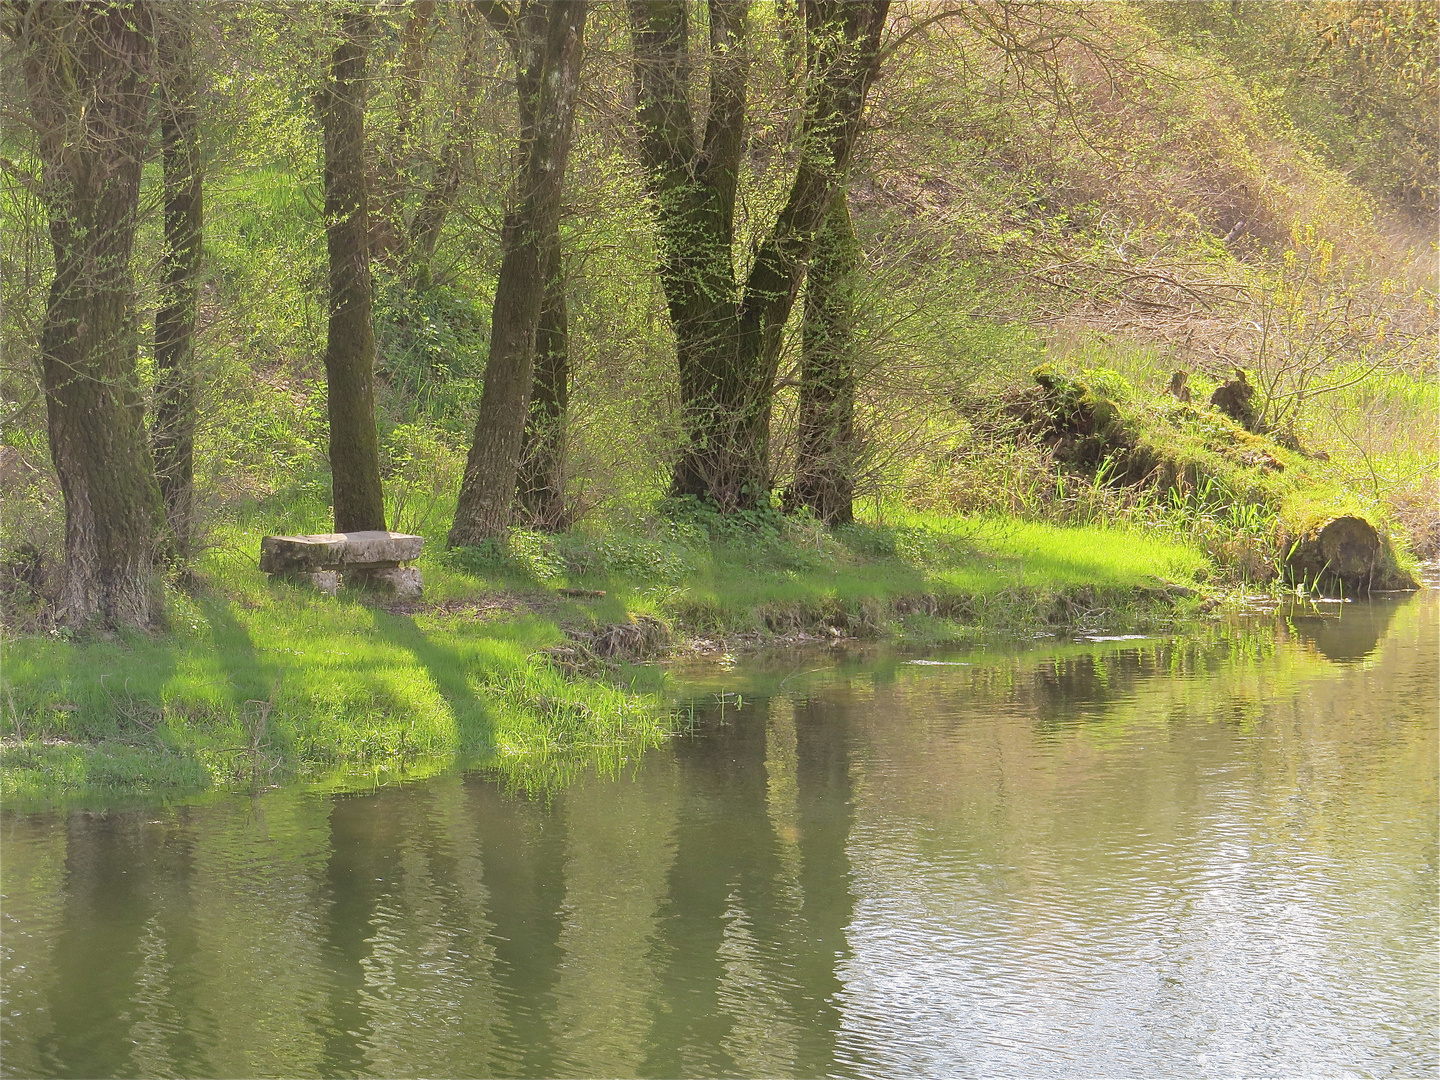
1 597 1435 1078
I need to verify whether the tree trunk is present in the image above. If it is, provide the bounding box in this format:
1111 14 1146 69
152 1 204 558
631 0 889 514
20 1 166 630
788 193 860 525
319 8 386 534
406 1 492 290
517 244 570 531
630 0 753 509
449 0 587 546
370 0 435 269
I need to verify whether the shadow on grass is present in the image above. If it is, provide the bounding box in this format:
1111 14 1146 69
0 625 195 805
199 597 278 712
363 607 496 753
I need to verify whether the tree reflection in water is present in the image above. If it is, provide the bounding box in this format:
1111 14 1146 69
4 593 1433 1078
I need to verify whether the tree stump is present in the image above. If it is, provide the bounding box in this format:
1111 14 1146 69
1210 368 1258 431
1284 516 1416 594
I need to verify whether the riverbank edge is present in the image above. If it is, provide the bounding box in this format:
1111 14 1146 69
1 517 1218 807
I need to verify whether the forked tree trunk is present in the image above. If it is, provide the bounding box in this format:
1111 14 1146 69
631 0 889 514
629 0 750 508
152 1 204 558
20 1 166 630
319 8 386 533
517 245 570 531
449 0 587 546
788 193 860 525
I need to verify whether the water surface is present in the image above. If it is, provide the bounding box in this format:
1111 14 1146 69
3 595 1435 1078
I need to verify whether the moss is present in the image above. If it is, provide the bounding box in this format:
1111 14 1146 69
1279 510 1419 593
1016 364 1420 581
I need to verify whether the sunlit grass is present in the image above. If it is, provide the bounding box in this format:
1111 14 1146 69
1 529 671 806
1 498 1213 806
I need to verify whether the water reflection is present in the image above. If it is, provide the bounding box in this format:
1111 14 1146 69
316 791 406 1078
2 595 1435 1078
640 698 783 1078
1284 596 1402 662
467 779 569 1079
39 812 211 1080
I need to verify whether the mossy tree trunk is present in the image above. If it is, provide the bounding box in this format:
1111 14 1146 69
631 0 751 509
152 1 204 558
630 0 889 514
19 1 167 630
319 7 386 534
449 0 588 546
518 253 570 531
788 193 861 525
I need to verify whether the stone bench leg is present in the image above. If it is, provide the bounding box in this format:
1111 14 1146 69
347 566 423 599
268 570 341 596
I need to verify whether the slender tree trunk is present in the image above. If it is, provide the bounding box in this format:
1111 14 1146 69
788 193 860 525
449 0 587 546
408 2 499 290
370 0 435 269
153 1 204 558
517 241 570 531
20 1 166 630
319 8 386 533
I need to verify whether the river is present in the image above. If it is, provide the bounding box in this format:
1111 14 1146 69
2 593 1435 1078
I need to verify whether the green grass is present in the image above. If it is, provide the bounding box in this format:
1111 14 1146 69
1 501 1213 808
439 502 1208 634
1 523 671 806
11 348 1418 810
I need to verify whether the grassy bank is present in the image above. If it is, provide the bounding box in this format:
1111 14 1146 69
0 507 1209 806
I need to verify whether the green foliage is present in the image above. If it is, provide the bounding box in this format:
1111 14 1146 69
448 531 569 585
556 528 698 586
375 280 488 400
382 422 465 535
1143 0 1439 213
1 0 1434 799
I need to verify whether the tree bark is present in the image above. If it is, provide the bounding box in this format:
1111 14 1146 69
630 0 889 513
449 0 587 546
319 8 386 533
19 1 167 630
517 246 569 531
787 192 860 525
152 1 204 558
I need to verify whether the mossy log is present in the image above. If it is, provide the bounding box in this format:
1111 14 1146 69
1284 515 1417 594
1026 366 1136 471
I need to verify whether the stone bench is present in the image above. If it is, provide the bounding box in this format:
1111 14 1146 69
260 530 424 598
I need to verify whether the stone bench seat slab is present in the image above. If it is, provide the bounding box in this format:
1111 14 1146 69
260 530 424 574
